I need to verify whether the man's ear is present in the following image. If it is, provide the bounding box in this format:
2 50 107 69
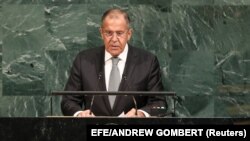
99 28 104 39
127 28 133 41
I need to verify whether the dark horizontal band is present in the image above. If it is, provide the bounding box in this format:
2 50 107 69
51 91 176 96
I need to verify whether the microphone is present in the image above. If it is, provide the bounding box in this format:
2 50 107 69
89 72 102 115
123 74 138 116
132 95 138 115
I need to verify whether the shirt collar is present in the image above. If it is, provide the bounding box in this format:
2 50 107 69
105 43 128 62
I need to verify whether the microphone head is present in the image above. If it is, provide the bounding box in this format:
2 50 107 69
123 74 127 80
98 72 102 79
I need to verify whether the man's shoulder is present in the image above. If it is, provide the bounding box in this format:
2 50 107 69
75 46 104 59
78 46 103 56
73 46 104 62
129 45 156 58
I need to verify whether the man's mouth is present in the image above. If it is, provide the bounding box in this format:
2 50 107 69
110 45 119 48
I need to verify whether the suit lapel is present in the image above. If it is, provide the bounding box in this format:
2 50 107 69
113 45 138 113
94 47 113 114
94 47 106 91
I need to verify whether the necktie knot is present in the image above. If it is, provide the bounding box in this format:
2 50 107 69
111 57 120 66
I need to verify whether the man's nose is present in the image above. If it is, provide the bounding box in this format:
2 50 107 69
111 33 118 42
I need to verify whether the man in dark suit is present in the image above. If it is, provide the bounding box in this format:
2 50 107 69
61 8 166 117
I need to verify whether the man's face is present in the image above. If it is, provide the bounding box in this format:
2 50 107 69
100 13 132 57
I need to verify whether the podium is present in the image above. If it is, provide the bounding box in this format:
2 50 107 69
52 91 177 117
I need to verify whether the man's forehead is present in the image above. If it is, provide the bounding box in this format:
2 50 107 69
105 12 124 20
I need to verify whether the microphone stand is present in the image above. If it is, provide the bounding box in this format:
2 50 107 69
132 96 138 116
89 72 102 115
123 74 138 116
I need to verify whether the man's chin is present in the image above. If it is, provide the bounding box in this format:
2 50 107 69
109 50 121 56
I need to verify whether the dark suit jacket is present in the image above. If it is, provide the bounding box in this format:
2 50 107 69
61 45 166 116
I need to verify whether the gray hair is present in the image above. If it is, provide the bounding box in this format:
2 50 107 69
101 8 130 27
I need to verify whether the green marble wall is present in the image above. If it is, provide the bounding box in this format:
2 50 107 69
0 0 249 117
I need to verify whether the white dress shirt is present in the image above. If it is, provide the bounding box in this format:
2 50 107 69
104 44 128 90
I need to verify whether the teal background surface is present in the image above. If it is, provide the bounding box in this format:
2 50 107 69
0 0 250 117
